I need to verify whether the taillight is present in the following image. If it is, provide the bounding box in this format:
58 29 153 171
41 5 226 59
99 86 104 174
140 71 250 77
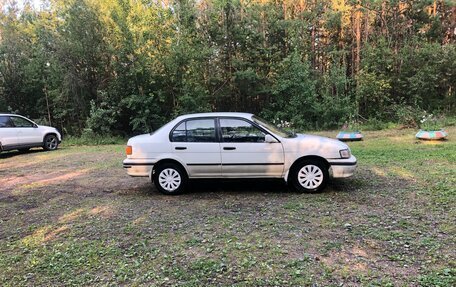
126 145 132 155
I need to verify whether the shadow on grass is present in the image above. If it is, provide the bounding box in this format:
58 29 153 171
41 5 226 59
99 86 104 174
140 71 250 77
0 148 47 159
141 166 400 199
187 178 290 195
144 177 368 197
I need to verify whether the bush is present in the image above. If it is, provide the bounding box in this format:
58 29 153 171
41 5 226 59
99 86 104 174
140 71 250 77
63 129 125 146
419 112 448 131
361 118 396 131
86 99 119 135
393 104 421 128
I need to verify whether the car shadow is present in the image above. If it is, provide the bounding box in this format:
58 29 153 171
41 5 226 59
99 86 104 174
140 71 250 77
184 178 291 195
147 177 366 197
0 148 47 159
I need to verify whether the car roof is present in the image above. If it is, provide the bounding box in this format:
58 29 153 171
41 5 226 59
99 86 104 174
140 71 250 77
175 112 253 121
0 113 23 117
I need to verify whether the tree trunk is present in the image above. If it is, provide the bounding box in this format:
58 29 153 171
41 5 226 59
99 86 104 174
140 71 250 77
43 84 52 126
354 1 361 75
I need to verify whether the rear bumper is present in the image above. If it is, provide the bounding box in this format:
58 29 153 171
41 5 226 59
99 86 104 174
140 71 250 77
123 159 155 177
328 155 357 178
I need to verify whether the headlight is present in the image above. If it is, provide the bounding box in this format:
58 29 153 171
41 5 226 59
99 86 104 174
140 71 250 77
339 149 351 159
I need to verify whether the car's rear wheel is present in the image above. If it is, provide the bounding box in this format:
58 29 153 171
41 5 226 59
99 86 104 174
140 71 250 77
43 134 59 151
290 159 328 193
153 163 187 195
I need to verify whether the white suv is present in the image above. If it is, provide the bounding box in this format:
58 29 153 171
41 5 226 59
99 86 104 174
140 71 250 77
0 114 62 153
123 113 357 194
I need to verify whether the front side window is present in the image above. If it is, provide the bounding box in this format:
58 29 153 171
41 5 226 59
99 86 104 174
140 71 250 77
10 116 34 128
220 118 266 143
0 116 13 128
171 119 216 142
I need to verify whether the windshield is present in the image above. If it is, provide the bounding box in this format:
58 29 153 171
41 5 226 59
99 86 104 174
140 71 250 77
252 116 296 138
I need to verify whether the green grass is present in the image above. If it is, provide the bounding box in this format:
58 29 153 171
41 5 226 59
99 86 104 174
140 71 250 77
63 135 126 146
0 126 455 286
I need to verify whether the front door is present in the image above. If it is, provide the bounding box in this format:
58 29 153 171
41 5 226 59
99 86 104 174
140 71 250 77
219 118 284 178
170 118 221 178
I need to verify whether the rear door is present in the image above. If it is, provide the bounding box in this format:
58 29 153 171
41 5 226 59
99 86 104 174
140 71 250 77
219 118 284 177
10 116 42 146
170 118 221 178
0 116 17 148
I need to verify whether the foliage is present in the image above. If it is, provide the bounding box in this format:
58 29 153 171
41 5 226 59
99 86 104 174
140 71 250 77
360 118 396 131
342 113 361 132
265 52 318 129
64 130 124 146
393 104 422 128
0 0 455 136
356 69 391 119
419 268 455 287
419 112 447 131
86 99 119 135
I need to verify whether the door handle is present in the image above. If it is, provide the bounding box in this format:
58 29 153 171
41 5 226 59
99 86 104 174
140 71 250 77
223 147 236 150
175 147 187 150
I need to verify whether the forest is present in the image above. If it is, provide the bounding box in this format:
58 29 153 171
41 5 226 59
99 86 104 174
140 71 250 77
0 0 455 136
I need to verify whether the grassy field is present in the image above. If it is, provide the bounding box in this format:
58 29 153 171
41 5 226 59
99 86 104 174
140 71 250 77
0 127 455 286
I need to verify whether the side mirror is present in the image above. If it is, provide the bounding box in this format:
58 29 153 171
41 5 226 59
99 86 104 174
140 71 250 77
33 124 39 128
265 134 278 143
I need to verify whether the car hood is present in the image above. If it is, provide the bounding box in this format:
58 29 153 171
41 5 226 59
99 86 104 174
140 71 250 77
296 133 347 148
282 133 349 158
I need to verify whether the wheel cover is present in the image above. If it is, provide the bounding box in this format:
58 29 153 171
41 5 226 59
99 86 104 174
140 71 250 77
298 164 324 189
46 136 58 150
158 168 182 192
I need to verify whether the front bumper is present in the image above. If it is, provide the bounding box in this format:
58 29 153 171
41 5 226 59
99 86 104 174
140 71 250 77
328 155 357 178
123 158 155 177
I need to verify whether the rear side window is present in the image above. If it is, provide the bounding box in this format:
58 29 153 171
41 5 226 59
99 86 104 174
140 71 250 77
172 122 186 142
171 119 216 142
10 116 34 127
0 116 13 127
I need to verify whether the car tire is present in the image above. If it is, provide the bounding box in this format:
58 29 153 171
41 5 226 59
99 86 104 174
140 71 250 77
153 163 187 195
290 159 329 193
43 134 59 151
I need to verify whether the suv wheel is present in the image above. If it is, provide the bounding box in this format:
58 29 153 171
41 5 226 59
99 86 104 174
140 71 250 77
43 134 59 151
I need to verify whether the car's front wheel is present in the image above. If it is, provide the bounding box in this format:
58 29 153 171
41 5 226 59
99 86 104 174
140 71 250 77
43 134 59 151
153 163 187 195
290 160 329 193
